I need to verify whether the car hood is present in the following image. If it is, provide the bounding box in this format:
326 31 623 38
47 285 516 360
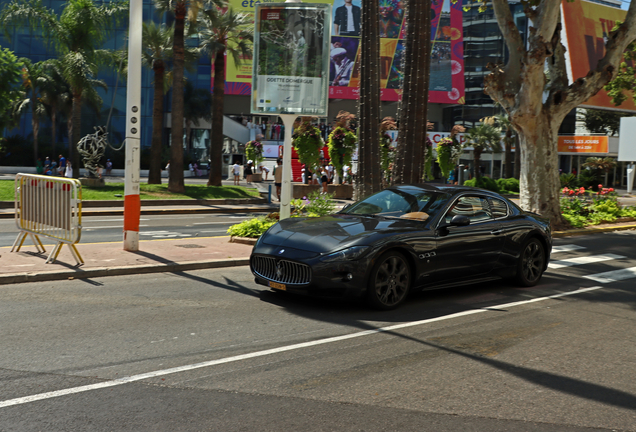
261 214 427 253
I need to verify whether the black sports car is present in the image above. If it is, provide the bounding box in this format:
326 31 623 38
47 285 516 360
250 184 552 309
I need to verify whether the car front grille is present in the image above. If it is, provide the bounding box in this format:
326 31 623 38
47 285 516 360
252 256 311 285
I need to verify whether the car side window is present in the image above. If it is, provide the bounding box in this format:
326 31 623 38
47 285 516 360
490 198 509 219
444 196 493 224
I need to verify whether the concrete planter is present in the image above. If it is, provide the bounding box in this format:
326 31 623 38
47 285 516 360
292 184 321 198
328 184 353 199
251 173 262 182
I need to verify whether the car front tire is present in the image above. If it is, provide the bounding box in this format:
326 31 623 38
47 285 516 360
515 238 546 287
367 251 411 310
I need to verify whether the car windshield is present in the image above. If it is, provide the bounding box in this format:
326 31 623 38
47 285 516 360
340 189 449 221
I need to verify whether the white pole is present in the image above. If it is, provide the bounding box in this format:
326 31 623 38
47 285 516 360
279 114 297 219
123 0 143 251
627 163 635 195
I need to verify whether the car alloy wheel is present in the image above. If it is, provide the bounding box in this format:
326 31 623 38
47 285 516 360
516 238 545 287
367 251 411 310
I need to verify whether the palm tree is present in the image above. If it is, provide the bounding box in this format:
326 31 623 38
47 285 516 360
484 113 515 179
391 0 431 185
464 123 502 180
196 6 252 187
183 80 212 156
39 60 72 159
142 21 174 185
14 58 51 164
356 0 382 199
154 0 220 192
1 0 128 176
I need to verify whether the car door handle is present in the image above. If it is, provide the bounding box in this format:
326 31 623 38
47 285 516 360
491 229 504 235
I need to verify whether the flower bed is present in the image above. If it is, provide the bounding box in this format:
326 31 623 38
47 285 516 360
561 184 636 228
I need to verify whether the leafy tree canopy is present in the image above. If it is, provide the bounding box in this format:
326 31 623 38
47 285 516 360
0 46 23 132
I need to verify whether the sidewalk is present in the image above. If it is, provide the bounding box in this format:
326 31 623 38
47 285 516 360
0 235 255 285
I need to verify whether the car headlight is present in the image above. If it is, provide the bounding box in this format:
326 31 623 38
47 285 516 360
320 246 370 263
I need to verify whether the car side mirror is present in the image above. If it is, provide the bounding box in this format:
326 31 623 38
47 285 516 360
449 215 470 226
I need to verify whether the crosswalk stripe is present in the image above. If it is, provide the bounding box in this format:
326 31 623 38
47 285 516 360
583 266 636 283
548 253 625 269
551 244 586 253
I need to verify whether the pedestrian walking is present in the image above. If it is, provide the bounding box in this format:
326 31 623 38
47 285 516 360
273 158 282 200
232 161 241 185
65 161 73 178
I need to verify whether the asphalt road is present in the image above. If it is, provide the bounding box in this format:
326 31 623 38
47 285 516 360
1 233 635 431
0 213 268 246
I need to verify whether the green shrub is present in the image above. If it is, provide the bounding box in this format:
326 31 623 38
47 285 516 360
226 216 277 238
496 177 519 193
463 177 500 193
560 173 578 188
291 191 336 217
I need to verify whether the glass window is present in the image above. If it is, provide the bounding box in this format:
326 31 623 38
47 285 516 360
490 198 509 219
444 196 493 224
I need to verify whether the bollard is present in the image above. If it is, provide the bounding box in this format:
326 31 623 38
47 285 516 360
268 184 272 203
458 164 464 185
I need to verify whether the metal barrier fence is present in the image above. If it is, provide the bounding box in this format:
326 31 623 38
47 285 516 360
11 173 84 265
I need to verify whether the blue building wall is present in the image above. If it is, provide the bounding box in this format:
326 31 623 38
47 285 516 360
0 0 213 163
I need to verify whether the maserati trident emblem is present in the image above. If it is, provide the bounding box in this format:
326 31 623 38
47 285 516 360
276 262 284 278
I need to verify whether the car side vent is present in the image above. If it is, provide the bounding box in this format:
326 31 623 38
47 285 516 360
252 256 312 285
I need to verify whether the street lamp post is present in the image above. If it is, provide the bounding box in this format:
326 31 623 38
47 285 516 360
123 0 142 251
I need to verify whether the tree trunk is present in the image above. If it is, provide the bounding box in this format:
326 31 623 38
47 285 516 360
207 49 225 187
71 93 82 178
356 0 382 199
514 134 520 179
517 114 564 228
504 129 512 178
169 1 186 194
51 109 57 159
473 147 482 180
32 115 39 166
148 62 164 185
392 0 431 185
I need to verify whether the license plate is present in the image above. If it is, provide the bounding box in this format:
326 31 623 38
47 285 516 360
269 281 286 291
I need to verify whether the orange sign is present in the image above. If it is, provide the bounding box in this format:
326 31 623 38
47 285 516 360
558 136 608 153
561 1 636 112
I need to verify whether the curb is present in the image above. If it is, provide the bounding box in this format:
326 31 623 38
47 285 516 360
553 224 636 238
0 258 250 285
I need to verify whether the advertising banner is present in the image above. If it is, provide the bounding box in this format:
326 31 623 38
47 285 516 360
558 136 609 154
562 0 636 112
251 3 332 115
228 0 464 104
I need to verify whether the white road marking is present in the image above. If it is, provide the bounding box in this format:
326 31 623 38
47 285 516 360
551 244 586 253
548 253 625 269
193 222 236 225
0 286 604 409
583 266 636 283
200 230 226 233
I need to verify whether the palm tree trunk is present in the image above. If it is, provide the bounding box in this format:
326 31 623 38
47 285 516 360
357 0 382 199
208 49 225 187
169 1 187 193
51 109 57 158
473 147 482 180
392 0 431 184
32 115 39 166
148 62 165 185
71 93 82 178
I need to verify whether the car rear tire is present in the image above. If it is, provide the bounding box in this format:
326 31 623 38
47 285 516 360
515 238 546 287
367 251 411 310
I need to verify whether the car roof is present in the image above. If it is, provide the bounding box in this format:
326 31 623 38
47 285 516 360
390 183 496 195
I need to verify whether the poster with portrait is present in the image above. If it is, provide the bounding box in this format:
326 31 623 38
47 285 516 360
251 3 332 116
231 0 464 104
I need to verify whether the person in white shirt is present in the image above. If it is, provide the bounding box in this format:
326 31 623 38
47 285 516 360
232 162 241 185
334 0 361 36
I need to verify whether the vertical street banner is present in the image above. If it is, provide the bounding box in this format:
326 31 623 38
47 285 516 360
251 3 332 116
227 0 464 104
